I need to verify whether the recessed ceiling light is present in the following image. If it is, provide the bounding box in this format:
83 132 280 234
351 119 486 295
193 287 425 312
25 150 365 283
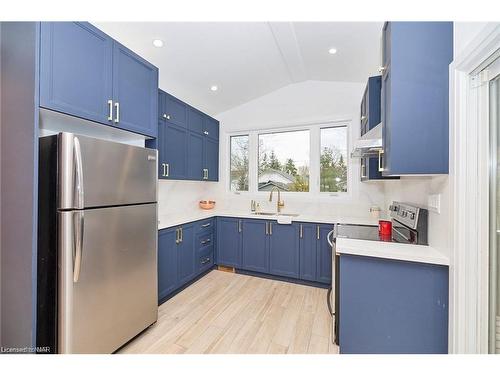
210 85 218 92
152 39 164 48
328 48 337 55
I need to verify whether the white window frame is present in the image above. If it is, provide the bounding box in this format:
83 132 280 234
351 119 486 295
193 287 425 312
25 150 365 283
225 119 353 200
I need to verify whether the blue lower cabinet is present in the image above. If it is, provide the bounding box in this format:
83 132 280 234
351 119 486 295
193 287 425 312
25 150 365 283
316 225 333 284
339 254 449 354
177 224 195 285
269 222 299 278
216 217 242 267
299 223 317 282
241 219 269 273
198 246 214 273
158 228 178 301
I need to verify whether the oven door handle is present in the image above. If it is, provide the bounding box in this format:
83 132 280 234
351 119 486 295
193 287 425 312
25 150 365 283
327 229 335 248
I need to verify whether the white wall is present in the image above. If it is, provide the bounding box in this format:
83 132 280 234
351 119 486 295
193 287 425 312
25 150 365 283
454 22 490 60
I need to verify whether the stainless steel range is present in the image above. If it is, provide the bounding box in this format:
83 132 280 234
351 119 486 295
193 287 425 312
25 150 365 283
389 202 428 245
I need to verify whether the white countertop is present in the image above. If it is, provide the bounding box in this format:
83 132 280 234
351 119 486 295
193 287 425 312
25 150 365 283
158 208 381 230
335 238 449 266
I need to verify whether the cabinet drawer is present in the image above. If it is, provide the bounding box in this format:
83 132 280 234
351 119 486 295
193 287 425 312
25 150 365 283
198 246 214 272
197 232 214 249
196 218 215 234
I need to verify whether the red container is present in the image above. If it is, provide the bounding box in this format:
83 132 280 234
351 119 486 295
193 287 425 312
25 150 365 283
379 220 392 236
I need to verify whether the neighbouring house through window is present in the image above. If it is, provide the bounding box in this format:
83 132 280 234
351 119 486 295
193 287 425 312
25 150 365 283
258 130 310 192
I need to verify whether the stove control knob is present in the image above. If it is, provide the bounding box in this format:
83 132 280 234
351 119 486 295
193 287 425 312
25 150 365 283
409 213 415 220
402 211 408 217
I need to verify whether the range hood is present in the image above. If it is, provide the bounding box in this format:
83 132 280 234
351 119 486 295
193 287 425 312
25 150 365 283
351 123 383 158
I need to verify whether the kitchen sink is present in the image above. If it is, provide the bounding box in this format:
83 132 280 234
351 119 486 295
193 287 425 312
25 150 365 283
251 212 299 217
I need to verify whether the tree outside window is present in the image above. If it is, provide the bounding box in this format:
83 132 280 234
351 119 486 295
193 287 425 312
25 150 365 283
258 130 310 192
320 126 348 192
230 135 249 191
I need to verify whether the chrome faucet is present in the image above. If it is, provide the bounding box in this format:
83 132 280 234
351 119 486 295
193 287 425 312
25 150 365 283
269 187 285 213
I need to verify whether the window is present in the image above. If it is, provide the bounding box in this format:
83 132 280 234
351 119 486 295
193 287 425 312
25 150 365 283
230 135 249 191
320 126 348 192
258 130 310 192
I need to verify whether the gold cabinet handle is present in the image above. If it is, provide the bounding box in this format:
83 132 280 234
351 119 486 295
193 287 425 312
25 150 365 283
300 224 303 239
238 220 242 233
317 225 320 240
114 102 120 123
175 228 179 244
269 222 272 235
107 99 113 121
265 222 268 235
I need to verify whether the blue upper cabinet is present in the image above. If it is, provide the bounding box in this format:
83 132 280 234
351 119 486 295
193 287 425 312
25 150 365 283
381 22 453 175
163 93 188 128
40 22 113 126
203 116 220 140
40 22 158 138
187 131 205 180
112 42 158 137
156 89 219 181
162 122 188 179
204 137 219 181
269 222 299 278
187 108 205 179
188 107 204 133
360 76 398 181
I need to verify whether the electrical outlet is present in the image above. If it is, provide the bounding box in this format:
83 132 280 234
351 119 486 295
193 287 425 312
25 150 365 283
428 194 441 214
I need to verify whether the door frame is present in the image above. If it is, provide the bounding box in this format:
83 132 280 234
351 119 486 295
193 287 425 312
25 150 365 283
449 23 500 353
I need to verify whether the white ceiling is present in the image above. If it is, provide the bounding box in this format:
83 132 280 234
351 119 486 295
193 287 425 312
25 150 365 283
93 22 383 116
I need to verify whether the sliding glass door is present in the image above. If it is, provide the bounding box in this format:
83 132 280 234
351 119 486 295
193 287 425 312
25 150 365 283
489 55 500 354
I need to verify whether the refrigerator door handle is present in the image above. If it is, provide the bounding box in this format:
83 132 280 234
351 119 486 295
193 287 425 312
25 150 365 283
73 211 84 283
73 137 85 209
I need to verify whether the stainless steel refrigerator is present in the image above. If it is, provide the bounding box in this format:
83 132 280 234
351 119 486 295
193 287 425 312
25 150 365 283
37 132 158 353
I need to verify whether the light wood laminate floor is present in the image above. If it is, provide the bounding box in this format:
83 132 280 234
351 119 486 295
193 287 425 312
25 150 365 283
119 270 338 354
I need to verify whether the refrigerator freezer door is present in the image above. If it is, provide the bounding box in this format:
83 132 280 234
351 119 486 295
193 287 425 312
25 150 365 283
58 132 157 209
58 203 157 353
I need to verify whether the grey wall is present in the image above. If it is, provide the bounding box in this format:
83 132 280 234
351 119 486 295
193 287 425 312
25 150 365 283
0 22 39 349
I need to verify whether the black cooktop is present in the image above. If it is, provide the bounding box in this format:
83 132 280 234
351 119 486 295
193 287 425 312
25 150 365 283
335 223 392 242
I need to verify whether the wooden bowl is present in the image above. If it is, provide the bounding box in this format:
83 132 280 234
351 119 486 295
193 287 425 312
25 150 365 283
199 200 216 210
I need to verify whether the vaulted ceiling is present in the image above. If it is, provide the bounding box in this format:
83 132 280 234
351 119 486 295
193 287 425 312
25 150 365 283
93 22 383 116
